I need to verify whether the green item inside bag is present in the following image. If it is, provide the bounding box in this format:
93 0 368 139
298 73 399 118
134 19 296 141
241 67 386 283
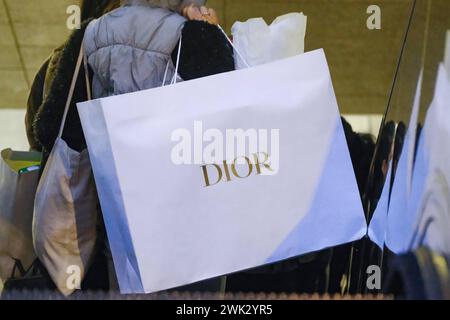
1 149 42 173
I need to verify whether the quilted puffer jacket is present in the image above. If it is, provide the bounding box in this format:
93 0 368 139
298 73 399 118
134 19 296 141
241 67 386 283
83 2 186 98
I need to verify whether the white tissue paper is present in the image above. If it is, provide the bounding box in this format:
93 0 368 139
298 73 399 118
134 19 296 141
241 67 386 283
231 13 307 69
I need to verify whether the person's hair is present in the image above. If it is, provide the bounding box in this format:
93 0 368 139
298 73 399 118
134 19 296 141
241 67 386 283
81 0 121 21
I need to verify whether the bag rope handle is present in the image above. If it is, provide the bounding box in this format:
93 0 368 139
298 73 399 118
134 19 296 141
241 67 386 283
165 23 250 87
57 44 90 139
217 24 250 68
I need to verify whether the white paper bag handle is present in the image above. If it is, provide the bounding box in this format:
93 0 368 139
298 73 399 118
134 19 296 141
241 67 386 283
217 24 250 68
172 32 183 85
57 45 89 139
161 33 183 87
164 24 250 87
162 58 171 86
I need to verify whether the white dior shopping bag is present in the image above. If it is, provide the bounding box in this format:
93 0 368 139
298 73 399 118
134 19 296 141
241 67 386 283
383 71 422 253
401 64 450 254
78 49 366 294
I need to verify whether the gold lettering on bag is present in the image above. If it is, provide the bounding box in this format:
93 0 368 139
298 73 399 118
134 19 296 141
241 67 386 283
253 152 274 174
201 152 274 188
231 156 253 179
201 164 222 187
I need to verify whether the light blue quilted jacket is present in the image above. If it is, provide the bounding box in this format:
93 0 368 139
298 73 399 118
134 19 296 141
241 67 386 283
83 0 205 98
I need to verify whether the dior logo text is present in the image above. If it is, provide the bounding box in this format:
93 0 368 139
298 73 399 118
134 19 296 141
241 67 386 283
201 152 274 187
